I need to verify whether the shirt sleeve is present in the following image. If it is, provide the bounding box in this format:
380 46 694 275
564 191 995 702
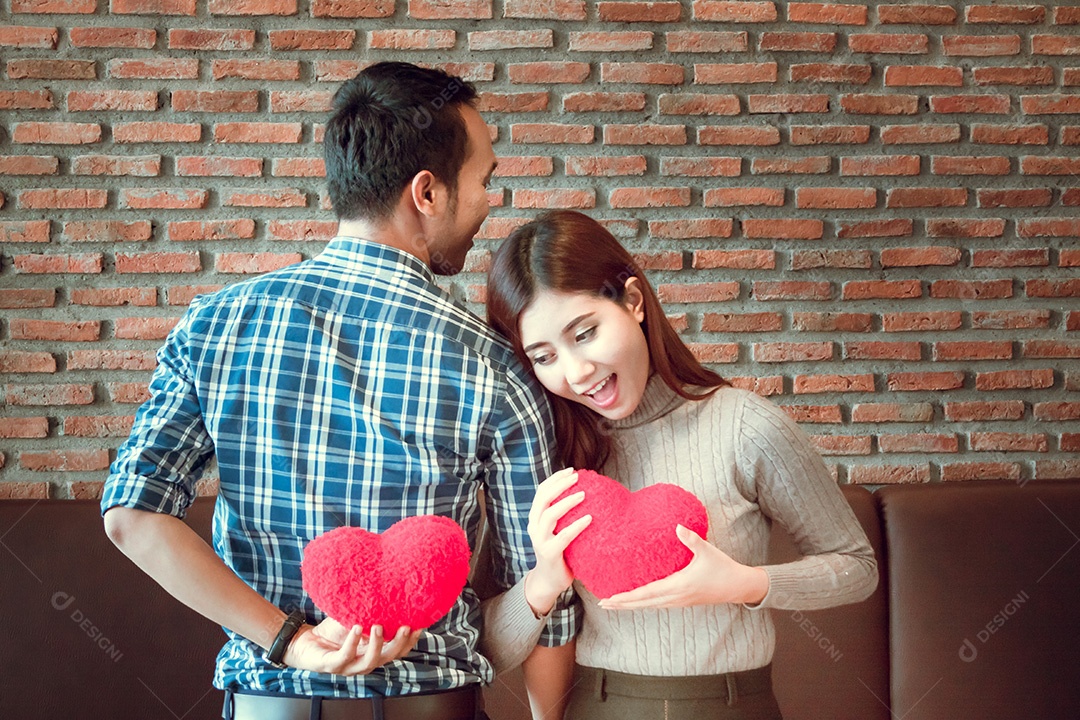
733 390 878 611
478 363 580 662
100 304 215 519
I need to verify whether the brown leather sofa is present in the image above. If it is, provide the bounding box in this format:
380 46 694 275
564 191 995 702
4 480 1078 719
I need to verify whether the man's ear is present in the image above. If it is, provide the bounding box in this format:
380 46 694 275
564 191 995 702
408 170 447 218
624 276 646 323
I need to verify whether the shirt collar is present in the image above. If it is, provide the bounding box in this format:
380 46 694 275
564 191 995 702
318 235 439 287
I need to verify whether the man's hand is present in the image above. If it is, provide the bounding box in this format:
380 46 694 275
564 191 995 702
598 525 770 610
282 616 423 675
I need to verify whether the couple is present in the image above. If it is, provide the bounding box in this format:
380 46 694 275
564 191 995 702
101 61 877 720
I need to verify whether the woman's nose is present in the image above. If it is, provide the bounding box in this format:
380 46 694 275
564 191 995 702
565 354 596 388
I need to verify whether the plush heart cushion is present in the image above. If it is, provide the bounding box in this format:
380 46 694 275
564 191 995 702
301 515 471 636
554 470 709 599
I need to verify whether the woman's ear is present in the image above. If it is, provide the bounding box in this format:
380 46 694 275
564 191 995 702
623 277 646 323
408 170 447 218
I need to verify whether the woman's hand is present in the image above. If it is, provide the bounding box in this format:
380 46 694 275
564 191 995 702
282 616 422 675
598 525 769 610
524 468 592 616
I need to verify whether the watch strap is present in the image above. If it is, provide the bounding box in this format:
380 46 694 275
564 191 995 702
265 609 306 667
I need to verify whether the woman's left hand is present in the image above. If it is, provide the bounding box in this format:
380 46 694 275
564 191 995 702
598 525 770 610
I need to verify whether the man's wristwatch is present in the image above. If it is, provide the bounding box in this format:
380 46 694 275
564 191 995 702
265 609 306 668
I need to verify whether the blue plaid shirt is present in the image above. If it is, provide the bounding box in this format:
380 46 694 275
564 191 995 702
102 236 577 696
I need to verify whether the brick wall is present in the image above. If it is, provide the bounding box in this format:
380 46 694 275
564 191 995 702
0 0 1078 499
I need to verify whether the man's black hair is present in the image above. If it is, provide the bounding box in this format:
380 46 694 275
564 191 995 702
323 62 479 222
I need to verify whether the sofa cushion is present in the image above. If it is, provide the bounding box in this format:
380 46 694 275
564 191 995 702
2 499 223 720
769 483 890 720
880 479 1080 720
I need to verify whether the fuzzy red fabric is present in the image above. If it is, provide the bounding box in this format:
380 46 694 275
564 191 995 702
301 515 471 636
553 469 709 599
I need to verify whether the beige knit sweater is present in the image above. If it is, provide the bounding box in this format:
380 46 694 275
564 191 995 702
481 375 877 677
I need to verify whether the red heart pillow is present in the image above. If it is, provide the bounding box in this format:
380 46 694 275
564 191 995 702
301 515 471 636
554 470 709 599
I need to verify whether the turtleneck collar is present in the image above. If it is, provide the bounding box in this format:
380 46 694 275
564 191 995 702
604 373 688 430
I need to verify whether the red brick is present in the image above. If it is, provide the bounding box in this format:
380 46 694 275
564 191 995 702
12 122 101 145
796 187 876 209
1062 251 1080 268
743 218 823 240
168 28 256 50
659 156 740 176
657 282 740 303
945 400 1026 421
115 252 201 274
172 90 258 113
693 0 778 22
930 94 1011 114
512 189 596 209
418 62 495 83
792 312 872 333
880 246 962 268
0 289 56 309
886 187 968 208
312 0 393 16
601 62 684 84
63 415 136 438
791 250 873 270
852 402 934 423
0 90 54 110
977 188 1052 208
667 31 748 53
933 341 1013 361
883 311 961 332
844 279 922 300
67 350 157 371
121 188 208 210
223 188 307 207
564 156 644 177
609 187 691 208
929 279 1012 300
790 63 873 84
943 35 1022 57
71 155 161 177
880 433 959 453
107 382 152 404
972 310 1050 330
505 0 584 17
366 29 453 49
704 187 781 207
270 91 336 114
268 30 355 50
271 158 326 177
408 0 491 19
849 32 928 54
1056 7 1080 24
68 90 158 112
8 59 95 79
209 0 296 12
1026 278 1080 298
1033 35 1080 55
931 155 1011 175
1033 402 1080 422
880 124 961 145
0 221 51 243
214 123 303 144
1019 218 1080 238
1064 435 1080 452
0 352 57 373
967 4 1044 23
752 156 831 174
6 383 94 406
887 371 965 392
699 126 781 146
658 93 740 116
20 450 111 472
113 122 201 144
840 94 919 115
0 417 50 439
702 312 782 332
694 249 773 269
760 31 836 53
600 1 682 21
754 342 833 363
840 154 920 176
211 59 301 81
942 463 1022 482
112 0 195 12
511 124 594 144
974 66 1054 86
879 4 956 24
266 221 336 242
754 281 831 301
108 58 199 80
972 248 1049 267
71 26 155 48
70 287 157 306
970 432 1047 453
790 125 871 145
14 253 102 274
926 218 1005 238
168 219 256 241
1035 460 1080 480
0 156 58 176
727 376 784 396
811 435 872 456
0 25 59 48
973 125 1051 147
18 189 108 210
216 253 303 274
569 31 652 52
784 405 843 424
793 374 875 394
788 1 866 23
562 92 644 113
684 343 737 364
1021 156 1080 174
468 30 551 50
176 156 263 177
649 218 734 239
604 125 687 145
747 94 829 114
844 341 922 361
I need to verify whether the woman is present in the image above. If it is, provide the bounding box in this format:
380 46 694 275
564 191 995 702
486 210 878 720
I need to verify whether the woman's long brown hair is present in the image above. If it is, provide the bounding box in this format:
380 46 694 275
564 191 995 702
487 210 727 470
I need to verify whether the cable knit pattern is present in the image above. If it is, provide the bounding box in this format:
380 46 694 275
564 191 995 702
573 375 878 677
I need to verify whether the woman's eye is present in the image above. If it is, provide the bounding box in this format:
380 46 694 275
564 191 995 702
531 353 553 367
575 326 596 343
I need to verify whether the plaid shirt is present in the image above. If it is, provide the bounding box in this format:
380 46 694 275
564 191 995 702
102 236 577 696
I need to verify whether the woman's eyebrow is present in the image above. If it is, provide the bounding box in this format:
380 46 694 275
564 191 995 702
523 312 595 353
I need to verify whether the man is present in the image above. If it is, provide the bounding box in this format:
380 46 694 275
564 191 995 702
103 61 577 720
